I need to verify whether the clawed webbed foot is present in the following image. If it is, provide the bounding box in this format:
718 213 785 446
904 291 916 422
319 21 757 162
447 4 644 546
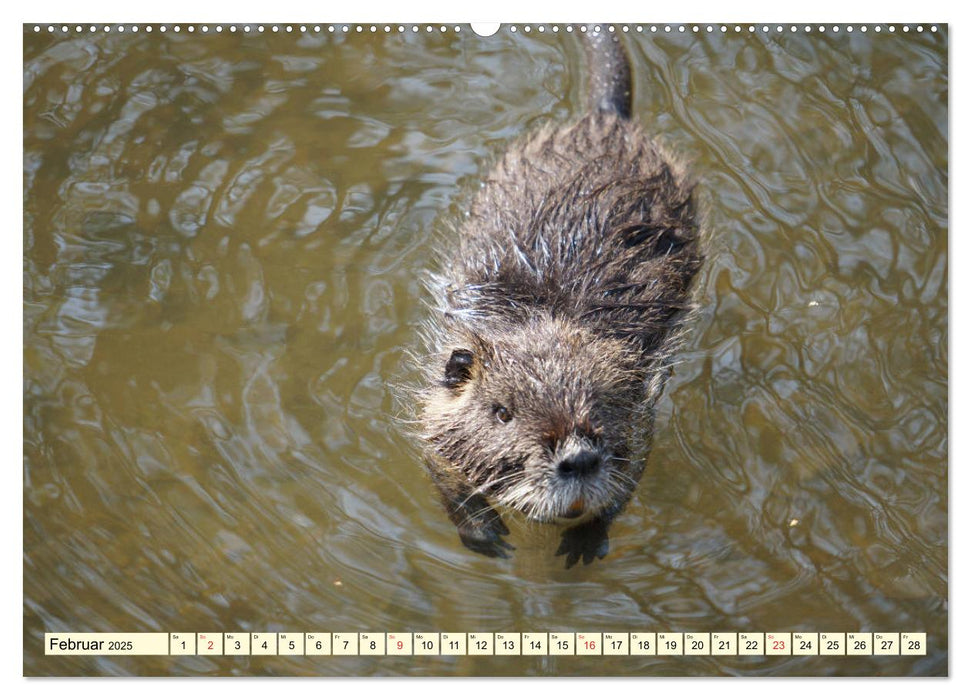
458 516 515 559
555 518 610 568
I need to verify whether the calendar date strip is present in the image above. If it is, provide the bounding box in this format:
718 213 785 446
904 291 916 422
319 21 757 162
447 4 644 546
45 632 927 657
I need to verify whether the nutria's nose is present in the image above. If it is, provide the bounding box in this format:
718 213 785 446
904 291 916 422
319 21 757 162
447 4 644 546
557 450 601 479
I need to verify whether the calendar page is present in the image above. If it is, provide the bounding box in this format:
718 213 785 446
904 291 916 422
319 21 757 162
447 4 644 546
22 18 947 678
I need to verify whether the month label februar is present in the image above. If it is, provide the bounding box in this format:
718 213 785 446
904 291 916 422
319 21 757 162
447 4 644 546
45 633 169 656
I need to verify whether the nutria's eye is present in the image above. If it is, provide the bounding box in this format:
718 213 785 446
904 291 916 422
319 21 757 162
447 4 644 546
494 405 513 423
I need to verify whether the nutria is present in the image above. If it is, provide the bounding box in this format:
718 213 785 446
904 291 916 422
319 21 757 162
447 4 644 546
410 29 703 567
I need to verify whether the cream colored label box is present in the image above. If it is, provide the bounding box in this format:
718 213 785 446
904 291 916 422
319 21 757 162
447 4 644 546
712 633 736 655
225 633 250 655
901 633 927 656
738 633 763 655
468 633 494 655
359 632 385 655
603 633 629 655
279 633 304 655
550 633 575 655
45 633 169 656
577 633 602 656
413 633 439 655
495 633 521 655
441 633 466 655
332 633 358 655
793 633 818 655
820 633 845 655
766 633 792 656
251 633 276 655
522 633 547 655
630 633 656 655
387 633 412 655
306 633 331 656
874 633 899 655
657 633 683 655
685 633 710 655
847 633 872 656
170 633 195 656
197 633 222 655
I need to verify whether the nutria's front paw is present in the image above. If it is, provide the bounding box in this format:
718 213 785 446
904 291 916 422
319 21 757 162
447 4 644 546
458 517 515 559
556 518 610 568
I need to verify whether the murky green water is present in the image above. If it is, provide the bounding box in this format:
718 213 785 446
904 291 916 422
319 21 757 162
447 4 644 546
23 24 947 676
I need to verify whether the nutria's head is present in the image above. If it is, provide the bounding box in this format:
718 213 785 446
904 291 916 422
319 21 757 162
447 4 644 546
420 313 658 523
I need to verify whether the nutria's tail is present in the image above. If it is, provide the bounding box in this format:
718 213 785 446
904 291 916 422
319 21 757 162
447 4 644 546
582 28 632 119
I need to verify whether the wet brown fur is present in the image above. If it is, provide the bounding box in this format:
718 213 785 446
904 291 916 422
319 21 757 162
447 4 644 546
409 38 704 566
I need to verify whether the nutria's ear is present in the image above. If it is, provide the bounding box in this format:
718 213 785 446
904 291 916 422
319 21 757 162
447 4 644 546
444 349 474 388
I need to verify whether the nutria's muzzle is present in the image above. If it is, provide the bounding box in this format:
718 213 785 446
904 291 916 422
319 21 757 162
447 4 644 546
554 432 603 479
556 449 602 480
